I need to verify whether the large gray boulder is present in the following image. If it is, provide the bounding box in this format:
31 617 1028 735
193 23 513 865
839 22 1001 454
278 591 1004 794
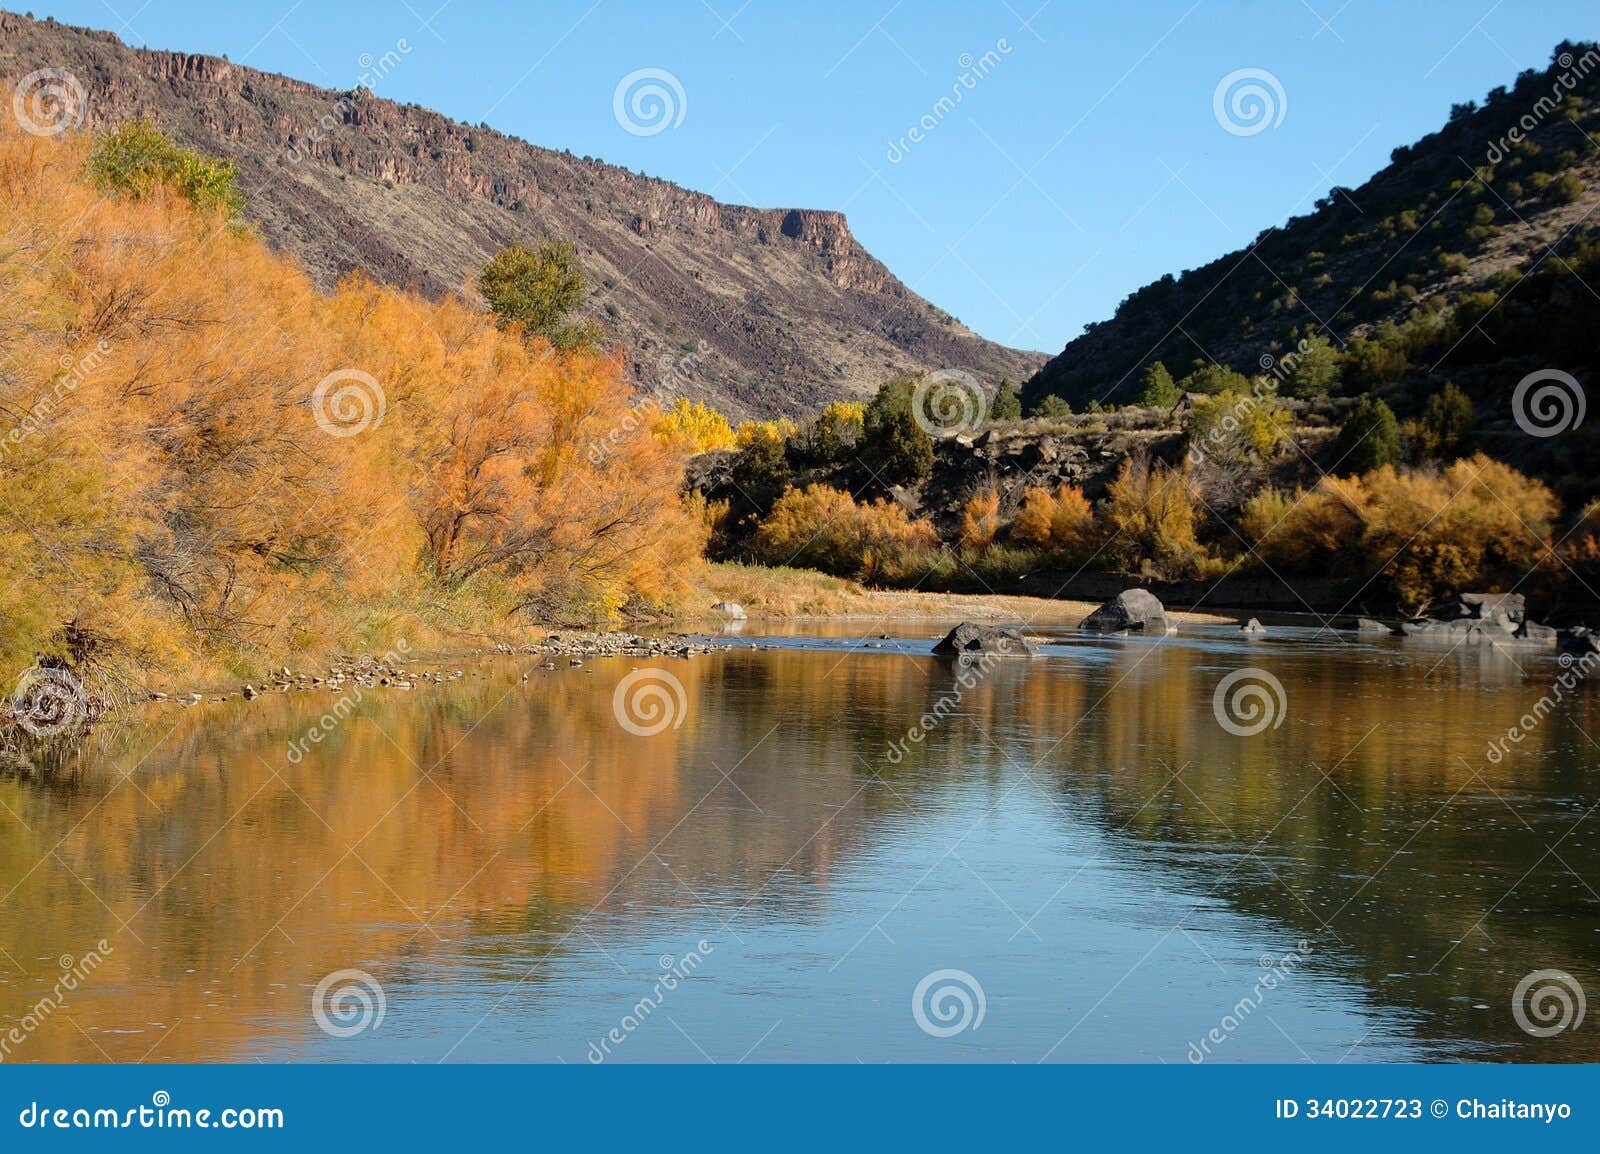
932 623 1036 658
1080 589 1173 635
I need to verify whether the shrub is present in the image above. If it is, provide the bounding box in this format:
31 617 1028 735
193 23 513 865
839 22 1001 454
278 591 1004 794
751 484 939 582
959 488 1003 550
87 119 244 222
1281 333 1340 399
1097 455 1205 577
1033 394 1074 419
479 241 601 349
1011 483 1094 557
653 397 736 454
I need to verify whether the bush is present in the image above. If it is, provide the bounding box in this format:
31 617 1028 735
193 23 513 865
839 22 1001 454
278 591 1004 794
479 241 601 349
1404 382 1474 461
1033 394 1074 419
1011 483 1094 557
653 397 735 454
959 488 1002 550
751 484 939 582
1282 333 1340 398
1097 455 1205 577
87 119 244 222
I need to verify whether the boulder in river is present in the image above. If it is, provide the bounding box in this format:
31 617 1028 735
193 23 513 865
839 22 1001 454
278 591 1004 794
1080 589 1173 635
1240 618 1266 635
710 601 748 619
932 622 1036 658
1352 617 1400 636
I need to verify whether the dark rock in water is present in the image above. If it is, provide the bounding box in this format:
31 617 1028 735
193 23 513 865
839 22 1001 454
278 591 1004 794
1455 592 1525 623
1080 589 1173 634
1353 618 1399 636
1559 627 1600 655
932 622 1036 657
1240 618 1266 635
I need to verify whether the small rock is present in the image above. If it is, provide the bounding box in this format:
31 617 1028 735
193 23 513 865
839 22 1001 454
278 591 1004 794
1240 618 1266 635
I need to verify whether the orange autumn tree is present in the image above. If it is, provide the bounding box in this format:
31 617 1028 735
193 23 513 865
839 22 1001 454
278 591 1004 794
0 122 703 702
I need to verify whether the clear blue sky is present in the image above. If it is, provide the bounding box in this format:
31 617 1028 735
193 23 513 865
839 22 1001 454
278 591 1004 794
26 0 1597 353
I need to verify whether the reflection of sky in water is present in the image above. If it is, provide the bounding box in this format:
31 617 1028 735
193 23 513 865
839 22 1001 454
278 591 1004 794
2 624 1595 1062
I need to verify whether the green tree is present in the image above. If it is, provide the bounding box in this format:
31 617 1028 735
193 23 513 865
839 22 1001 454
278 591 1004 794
87 119 245 223
1179 362 1251 396
1407 382 1475 461
1331 396 1401 475
479 241 601 349
989 377 1022 421
1135 361 1181 407
1282 333 1341 399
862 377 935 484
1033 394 1073 419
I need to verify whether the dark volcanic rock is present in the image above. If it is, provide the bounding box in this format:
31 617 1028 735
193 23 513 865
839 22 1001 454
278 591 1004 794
932 623 1037 658
1080 589 1173 634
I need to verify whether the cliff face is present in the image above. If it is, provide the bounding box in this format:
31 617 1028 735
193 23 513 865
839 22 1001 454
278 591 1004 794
0 12 1041 419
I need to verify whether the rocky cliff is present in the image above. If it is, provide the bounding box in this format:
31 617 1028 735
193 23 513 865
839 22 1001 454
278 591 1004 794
0 11 1041 419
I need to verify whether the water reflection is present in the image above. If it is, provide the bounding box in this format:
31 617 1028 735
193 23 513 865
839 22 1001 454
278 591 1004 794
1 626 1596 1062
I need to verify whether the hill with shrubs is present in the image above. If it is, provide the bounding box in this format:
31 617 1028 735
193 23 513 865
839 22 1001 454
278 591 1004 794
1023 42 1600 508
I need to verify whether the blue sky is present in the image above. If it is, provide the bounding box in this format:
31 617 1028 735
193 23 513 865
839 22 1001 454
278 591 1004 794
27 0 1597 353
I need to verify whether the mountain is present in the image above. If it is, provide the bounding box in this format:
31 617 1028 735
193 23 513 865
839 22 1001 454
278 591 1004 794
0 11 1040 420
1023 41 1600 417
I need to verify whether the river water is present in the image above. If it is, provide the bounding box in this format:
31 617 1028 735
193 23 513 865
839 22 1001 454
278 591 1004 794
2 617 1597 1062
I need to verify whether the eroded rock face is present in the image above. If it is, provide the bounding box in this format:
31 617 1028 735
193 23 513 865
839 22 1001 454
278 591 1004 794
932 623 1036 657
1080 589 1172 634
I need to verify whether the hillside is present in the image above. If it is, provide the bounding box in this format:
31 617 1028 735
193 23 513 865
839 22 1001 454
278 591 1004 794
0 11 1040 420
1023 41 1600 436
